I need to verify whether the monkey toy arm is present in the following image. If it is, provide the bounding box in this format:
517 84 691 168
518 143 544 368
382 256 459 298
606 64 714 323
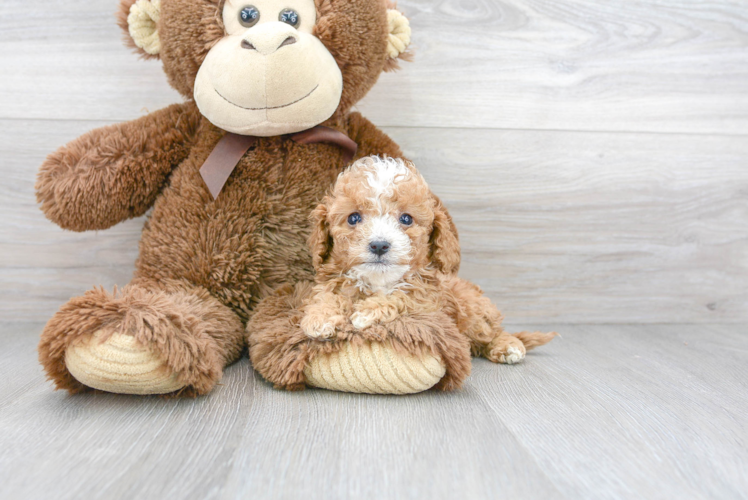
36 102 201 232
347 112 404 159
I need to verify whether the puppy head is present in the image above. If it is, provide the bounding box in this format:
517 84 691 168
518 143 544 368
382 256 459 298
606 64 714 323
309 156 460 292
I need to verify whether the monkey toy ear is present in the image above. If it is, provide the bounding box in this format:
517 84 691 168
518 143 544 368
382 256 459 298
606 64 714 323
119 0 162 58
308 203 333 270
384 8 412 71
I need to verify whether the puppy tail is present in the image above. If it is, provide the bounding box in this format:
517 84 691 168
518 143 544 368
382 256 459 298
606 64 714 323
511 330 558 351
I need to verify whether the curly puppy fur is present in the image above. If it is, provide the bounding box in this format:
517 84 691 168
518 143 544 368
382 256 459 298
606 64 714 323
37 0 406 395
247 157 555 390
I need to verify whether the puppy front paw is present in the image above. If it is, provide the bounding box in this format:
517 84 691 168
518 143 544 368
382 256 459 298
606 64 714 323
350 312 376 330
301 316 338 339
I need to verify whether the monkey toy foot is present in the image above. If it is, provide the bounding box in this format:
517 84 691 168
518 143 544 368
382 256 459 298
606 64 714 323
39 283 245 396
248 282 473 394
65 328 183 395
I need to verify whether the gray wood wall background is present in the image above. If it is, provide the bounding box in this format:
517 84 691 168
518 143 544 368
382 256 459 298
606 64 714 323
1 0 747 325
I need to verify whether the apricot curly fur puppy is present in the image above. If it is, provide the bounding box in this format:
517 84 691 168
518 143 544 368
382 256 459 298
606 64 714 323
302 156 557 365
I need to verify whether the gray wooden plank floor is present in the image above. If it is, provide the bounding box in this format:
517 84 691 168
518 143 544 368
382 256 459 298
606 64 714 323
1 322 746 500
1 1 747 498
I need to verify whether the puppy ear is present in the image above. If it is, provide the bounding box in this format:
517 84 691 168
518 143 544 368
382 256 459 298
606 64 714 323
118 0 161 59
429 195 460 274
308 203 333 270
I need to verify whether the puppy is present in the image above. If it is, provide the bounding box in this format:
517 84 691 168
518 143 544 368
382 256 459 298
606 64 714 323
301 156 555 364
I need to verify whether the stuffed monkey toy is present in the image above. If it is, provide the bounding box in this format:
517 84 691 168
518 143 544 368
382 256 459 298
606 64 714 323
37 0 423 396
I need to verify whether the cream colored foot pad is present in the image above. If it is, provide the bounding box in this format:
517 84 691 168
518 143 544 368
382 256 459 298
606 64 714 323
66 330 183 395
304 341 446 395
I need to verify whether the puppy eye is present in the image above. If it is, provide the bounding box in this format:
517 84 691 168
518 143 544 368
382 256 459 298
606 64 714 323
279 9 300 27
347 213 362 226
399 213 413 226
239 6 260 27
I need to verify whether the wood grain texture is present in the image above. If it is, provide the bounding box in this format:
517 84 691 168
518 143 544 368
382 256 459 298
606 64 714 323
470 324 748 499
1 322 747 499
3 119 746 323
1 2 746 497
0 1 746 324
1 1 747 134
398 127 748 323
361 0 748 133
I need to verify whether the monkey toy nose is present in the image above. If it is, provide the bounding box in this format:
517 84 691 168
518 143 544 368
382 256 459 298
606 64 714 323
369 240 390 256
241 36 296 53
240 23 299 55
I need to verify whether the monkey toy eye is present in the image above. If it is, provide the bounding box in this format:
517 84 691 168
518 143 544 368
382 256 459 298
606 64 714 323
347 213 362 226
399 213 413 226
279 9 300 28
239 6 260 27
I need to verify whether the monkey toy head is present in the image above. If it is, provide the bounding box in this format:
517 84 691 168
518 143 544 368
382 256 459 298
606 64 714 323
119 0 412 136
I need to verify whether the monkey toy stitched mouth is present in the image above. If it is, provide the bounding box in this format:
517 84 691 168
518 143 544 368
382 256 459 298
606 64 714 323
214 84 319 111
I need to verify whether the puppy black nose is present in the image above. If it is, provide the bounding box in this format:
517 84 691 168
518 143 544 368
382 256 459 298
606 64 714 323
369 240 390 256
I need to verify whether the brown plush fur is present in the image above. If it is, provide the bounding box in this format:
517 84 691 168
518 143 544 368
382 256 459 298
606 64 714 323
247 158 555 391
39 279 244 396
37 0 407 395
36 103 201 232
247 282 472 391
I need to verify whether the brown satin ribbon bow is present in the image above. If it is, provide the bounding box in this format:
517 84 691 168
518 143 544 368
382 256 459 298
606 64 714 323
199 125 358 199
